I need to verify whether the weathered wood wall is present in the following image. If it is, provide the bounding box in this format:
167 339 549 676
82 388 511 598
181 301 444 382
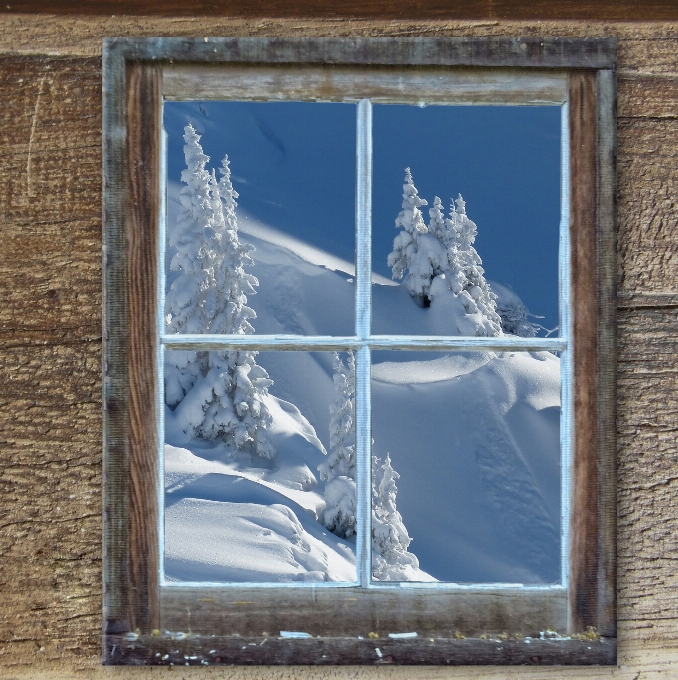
0 13 676 679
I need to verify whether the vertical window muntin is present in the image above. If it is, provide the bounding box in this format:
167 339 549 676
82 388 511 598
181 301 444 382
158 86 570 591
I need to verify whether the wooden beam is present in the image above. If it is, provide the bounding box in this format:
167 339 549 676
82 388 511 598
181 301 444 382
568 70 600 635
596 67 617 640
3 0 678 21
160 585 567 639
105 632 617 666
124 61 162 634
106 36 616 70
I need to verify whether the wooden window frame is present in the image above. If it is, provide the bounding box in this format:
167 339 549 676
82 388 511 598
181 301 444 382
102 36 617 666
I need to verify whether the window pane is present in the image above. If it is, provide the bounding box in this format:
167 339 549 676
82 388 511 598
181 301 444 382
371 105 561 339
164 101 356 336
164 349 357 583
371 350 561 584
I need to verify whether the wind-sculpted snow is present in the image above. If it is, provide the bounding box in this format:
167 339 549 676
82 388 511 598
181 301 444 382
371 352 492 385
164 419 357 583
372 351 560 583
165 498 356 583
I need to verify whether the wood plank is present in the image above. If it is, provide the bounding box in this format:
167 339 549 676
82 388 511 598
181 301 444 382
0 15 675 66
619 292 678 308
596 68 617 640
105 632 616 666
617 306 678 643
568 71 599 635
617 119 678 297
160 586 567 639
107 36 616 69
618 73 678 118
163 65 678 118
0 344 102 662
0 68 102 318
102 41 130 639
163 64 568 104
0 218 100 339
619 38 678 75
1 0 678 21
123 62 161 635
0 57 101 224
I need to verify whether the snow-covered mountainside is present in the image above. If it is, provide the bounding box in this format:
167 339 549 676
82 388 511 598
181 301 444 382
164 180 561 585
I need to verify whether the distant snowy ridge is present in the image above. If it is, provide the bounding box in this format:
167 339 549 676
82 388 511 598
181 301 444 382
372 353 491 385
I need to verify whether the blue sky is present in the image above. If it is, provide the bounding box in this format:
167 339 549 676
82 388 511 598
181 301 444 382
164 101 561 332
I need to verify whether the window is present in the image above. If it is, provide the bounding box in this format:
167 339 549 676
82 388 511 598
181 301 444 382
103 36 617 665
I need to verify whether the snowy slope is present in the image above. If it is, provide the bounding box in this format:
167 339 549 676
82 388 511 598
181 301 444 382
372 351 560 583
164 181 561 585
166 497 356 583
164 394 359 583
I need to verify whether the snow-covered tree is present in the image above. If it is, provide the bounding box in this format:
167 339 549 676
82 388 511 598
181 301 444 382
387 170 502 335
426 194 502 336
318 351 357 538
178 348 275 458
164 124 213 406
493 283 554 338
447 194 502 336
165 124 275 459
427 195 449 245
387 168 444 307
166 124 214 335
372 454 420 581
496 299 539 337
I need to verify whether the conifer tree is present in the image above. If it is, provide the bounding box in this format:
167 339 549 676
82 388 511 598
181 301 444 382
318 351 357 538
166 124 275 458
496 299 538 337
164 124 212 407
495 295 553 338
372 454 420 581
387 168 439 307
446 194 503 336
427 195 449 245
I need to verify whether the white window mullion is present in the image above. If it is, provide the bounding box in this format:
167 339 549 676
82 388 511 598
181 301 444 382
355 99 373 588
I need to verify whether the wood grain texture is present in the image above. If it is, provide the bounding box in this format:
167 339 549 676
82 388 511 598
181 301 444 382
617 119 678 296
2 0 678 20
568 71 599 635
595 69 617 640
0 15 675 64
0 13 677 679
104 633 615 666
122 62 161 634
618 74 678 119
163 64 568 104
106 35 616 69
160 586 566 640
614 309 678 680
